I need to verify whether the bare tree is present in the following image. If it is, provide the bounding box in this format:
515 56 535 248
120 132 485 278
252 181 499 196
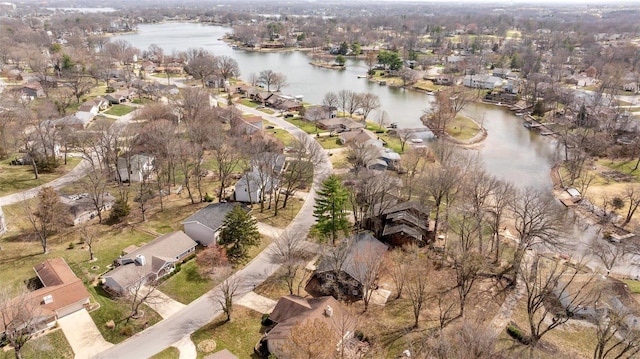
450 211 485 317
593 304 640 359
351 238 386 312
216 55 240 84
215 275 243 322
269 228 313 295
258 69 287 92
488 180 514 263
405 258 430 328
520 255 595 358
122 274 162 324
358 93 380 121
79 168 109 223
622 184 640 226
24 186 70 254
322 91 339 110
78 224 98 262
278 318 339 359
184 48 218 88
590 238 629 275
0 285 43 359
211 134 244 202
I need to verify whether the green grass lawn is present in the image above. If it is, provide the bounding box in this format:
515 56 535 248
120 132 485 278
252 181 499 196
252 197 304 228
158 260 216 304
0 156 81 197
191 307 264 359
104 104 135 116
259 108 275 115
285 118 319 134
268 129 297 147
88 285 163 344
365 121 388 133
1 329 74 359
598 159 640 181
623 279 640 294
316 136 344 150
149 347 180 359
379 133 404 153
239 99 259 108
445 114 481 141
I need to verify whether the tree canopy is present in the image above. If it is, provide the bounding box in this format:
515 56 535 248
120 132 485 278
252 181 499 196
219 205 261 264
313 175 350 244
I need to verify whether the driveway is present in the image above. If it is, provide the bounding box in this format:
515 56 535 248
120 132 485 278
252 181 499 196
143 287 186 318
57 309 113 359
94 96 332 359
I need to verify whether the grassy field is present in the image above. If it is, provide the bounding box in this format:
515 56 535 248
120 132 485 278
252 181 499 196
0 156 82 197
267 128 297 147
239 99 259 108
328 150 350 169
251 196 304 228
191 307 264 359
149 347 180 359
316 135 344 150
1 329 74 359
623 279 640 294
597 159 640 180
445 114 481 141
285 118 319 134
158 260 216 304
104 104 135 116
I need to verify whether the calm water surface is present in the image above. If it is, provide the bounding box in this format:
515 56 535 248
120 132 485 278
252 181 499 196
115 22 556 190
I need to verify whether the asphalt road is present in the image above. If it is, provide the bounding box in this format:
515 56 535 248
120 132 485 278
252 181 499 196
93 99 332 359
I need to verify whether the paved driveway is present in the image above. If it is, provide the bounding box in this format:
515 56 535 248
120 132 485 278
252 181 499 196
57 309 113 359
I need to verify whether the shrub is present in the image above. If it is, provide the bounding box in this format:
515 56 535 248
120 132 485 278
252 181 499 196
68 242 75 250
203 193 214 202
119 325 134 336
109 197 130 222
506 324 528 344
34 156 61 173
261 313 272 326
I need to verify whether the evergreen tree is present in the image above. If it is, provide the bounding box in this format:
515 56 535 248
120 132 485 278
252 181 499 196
313 175 350 245
219 205 261 264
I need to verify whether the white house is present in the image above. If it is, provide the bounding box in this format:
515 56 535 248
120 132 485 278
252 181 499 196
181 203 251 246
463 74 503 89
235 171 277 203
117 154 155 182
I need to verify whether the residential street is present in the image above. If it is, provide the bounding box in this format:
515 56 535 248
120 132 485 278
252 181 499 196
93 97 332 359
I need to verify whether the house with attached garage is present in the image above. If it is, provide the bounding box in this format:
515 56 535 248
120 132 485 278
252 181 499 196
0 258 91 335
102 231 197 295
117 154 155 183
181 203 251 246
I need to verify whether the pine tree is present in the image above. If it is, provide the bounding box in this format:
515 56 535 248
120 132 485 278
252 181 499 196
219 205 261 264
313 175 350 245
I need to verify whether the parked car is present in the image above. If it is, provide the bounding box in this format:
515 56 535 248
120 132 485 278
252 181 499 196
266 125 275 129
284 113 294 118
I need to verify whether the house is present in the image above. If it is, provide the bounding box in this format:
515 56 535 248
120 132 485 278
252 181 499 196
492 68 512 79
463 74 503 89
339 128 379 146
102 231 197 295
14 82 45 100
235 171 277 204
181 203 251 246
61 192 116 225
317 117 365 132
364 201 431 246
262 295 355 359
117 154 155 182
48 114 91 129
141 61 158 73
307 232 387 301
236 115 263 135
304 105 337 121
105 89 135 104
0 258 91 335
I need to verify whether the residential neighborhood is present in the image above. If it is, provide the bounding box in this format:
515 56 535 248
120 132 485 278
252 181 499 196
1 1 640 359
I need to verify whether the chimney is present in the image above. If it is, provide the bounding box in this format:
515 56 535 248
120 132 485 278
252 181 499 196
324 305 333 317
135 254 146 266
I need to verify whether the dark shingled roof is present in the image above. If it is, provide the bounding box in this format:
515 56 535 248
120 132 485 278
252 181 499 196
181 203 250 232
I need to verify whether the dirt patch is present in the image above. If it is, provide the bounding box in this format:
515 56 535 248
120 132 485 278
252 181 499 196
197 339 217 353
601 170 635 182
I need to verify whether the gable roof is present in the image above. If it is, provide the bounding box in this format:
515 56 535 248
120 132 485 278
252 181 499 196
104 231 197 291
317 232 387 281
181 203 249 232
267 295 353 342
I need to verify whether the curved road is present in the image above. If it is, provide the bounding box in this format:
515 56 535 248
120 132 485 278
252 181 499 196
94 100 332 359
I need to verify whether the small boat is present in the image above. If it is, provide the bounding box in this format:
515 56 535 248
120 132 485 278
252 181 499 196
357 75 367 78
410 138 424 144
378 81 387 86
540 131 554 136
523 122 533 129
515 112 524 117
426 91 435 95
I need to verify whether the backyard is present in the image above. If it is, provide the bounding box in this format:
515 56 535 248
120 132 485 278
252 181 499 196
0 155 82 197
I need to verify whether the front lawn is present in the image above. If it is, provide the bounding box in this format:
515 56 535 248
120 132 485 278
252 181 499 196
104 104 135 116
268 129 297 147
239 99 259 108
0 155 82 197
285 118 319 134
191 307 264 359
158 260 216 304
316 136 344 150
88 285 163 344
251 196 304 228
598 159 640 181
149 347 180 359
1 329 74 359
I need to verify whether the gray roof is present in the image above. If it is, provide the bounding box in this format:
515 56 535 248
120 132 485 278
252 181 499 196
317 232 387 281
104 231 197 291
181 203 249 232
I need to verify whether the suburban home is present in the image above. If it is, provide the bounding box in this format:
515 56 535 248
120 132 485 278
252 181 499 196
141 61 158 73
236 115 263 135
47 114 92 129
261 295 356 359
117 154 155 182
317 117 365 132
364 201 431 246
492 68 512 79
306 232 387 301
0 258 91 336
304 105 337 121
339 128 379 146
61 191 116 225
181 202 251 246
14 82 45 100
235 170 277 204
463 74 503 89
105 89 135 104
102 231 197 295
